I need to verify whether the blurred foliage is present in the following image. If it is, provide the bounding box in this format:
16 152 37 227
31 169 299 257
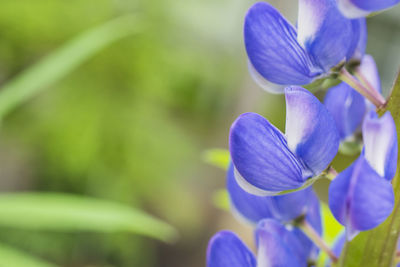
202 149 230 170
0 243 56 267
0 193 177 242
0 0 246 266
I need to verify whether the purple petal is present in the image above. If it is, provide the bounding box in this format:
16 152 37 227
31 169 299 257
207 231 256 267
363 111 398 180
298 0 361 70
358 55 381 93
285 86 340 175
329 156 394 238
248 62 286 94
244 2 321 85
338 0 400 18
256 219 305 267
230 112 305 195
227 163 315 223
351 19 367 60
324 82 366 140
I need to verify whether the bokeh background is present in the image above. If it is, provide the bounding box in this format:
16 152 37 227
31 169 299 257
0 0 399 266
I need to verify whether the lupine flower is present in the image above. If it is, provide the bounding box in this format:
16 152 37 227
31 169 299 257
207 219 310 267
324 82 366 141
230 86 339 195
244 1 366 93
337 0 400 18
324 55 380 141
329 111 397 239
227 163 318 223
227 163 322 260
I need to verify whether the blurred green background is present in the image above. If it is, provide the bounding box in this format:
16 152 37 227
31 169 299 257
0 0 399 266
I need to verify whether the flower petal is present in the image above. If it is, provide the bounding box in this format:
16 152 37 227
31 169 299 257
346 19 367 60
244 2 321 85
248 62 286 94
358 55 381 93
285 86 340 175
230 112 305 194
207 231 256 267
227 163 314 223
329 156 394 238
324 82 366 140
298 0 360 69
351 19 367 60
256 219 305 267
337 0 400 18
363 111 398 180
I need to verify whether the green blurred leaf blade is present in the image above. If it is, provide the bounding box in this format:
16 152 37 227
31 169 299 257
0 193 177 243
0 242 57 267
202 148 229 170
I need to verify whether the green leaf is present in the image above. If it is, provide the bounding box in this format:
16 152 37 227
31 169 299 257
202 148 230 170
317 202 344 267
339 71 400 267
0 243 56 267
321 202 344 245
0 14 143 120
0 193 177 243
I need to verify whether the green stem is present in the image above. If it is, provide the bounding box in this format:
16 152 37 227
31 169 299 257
297 216 338 263
339 68 386 108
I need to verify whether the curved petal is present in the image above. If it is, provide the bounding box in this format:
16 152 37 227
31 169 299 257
337 0 400 18
329 156 394 239
227 163 314 223
248 62 286 94
256 219 305 267
285 86 340 175
358 55 381 93
298 0 360 69
227 163 274 223
207 231 256 267
363 111 398 180
324 82 366 140
244 2 321 85
350 19 367 60
230 112 305 195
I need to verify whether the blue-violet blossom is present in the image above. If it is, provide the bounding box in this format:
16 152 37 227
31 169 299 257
230 86 339 195
329 110 398 239
207 219 312 267
227 163 322 260
244 0 366 93
337 0 400 18
324 55 381 142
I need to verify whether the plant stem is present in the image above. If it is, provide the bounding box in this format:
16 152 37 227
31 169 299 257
296 216 338 263
339 68 386 108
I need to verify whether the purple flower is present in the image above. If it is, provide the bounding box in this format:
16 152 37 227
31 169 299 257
323 55 381 144
229 86 339 195
244 1 366 93
337 0 400 18
329 111 397 239
207 219 311 267
324 82 366 141
227 163 323 261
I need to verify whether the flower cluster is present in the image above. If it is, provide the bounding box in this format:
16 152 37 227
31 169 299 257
207 0 399 266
